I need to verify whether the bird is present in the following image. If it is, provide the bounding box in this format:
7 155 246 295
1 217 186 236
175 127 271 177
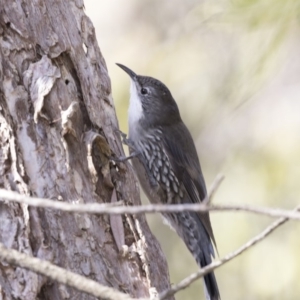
116 63 220 300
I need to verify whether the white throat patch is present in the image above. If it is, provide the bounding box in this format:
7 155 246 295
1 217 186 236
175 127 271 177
128 79 143 136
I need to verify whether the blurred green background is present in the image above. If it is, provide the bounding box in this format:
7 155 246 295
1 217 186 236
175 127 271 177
85 1 300 299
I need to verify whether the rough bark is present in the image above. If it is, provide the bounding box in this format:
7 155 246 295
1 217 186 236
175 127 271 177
0 1 172 299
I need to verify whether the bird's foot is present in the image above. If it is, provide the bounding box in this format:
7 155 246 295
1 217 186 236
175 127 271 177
115 129 132 146
110 152 138 163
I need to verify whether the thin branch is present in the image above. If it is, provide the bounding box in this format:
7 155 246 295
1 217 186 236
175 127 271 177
203 174 224 205
159 205 300 299
209 204 300 220
0 243 145 300
1 188 300 221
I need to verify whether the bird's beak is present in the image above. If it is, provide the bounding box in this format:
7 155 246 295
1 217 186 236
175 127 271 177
116 63 137 80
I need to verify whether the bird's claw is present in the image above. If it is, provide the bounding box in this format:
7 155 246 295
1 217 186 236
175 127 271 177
110 152 138 163
114 129 132 146
113 129 139 162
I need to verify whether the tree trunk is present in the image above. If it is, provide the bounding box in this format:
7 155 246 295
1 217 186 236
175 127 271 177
0 1 172 299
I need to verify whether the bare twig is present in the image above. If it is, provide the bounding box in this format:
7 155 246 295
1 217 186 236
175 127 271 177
1 182 298 300
209 204 300 220
159 205 300 299
203 174 225 205
1 188 300 221
0 243 143 300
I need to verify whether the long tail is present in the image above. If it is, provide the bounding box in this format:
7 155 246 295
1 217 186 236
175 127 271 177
197 255 220 300
194 224 220 300
173 212 221 300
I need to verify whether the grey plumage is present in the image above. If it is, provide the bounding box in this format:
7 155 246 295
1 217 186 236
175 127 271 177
117 63 220 300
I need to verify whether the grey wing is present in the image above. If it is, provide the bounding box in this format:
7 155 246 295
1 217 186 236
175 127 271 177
162 122 217 248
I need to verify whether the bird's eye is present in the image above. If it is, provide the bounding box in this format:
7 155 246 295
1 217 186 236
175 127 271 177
141 88 148 95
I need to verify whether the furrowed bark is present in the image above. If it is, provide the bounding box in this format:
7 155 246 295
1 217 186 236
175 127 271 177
0 1 172 299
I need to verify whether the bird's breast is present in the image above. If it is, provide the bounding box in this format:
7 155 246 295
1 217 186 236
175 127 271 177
132 136 184 205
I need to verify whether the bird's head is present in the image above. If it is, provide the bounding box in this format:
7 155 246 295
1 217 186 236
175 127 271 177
117 63 181 128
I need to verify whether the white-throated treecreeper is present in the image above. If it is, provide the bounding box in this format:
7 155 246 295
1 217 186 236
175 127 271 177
117 63 220 300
